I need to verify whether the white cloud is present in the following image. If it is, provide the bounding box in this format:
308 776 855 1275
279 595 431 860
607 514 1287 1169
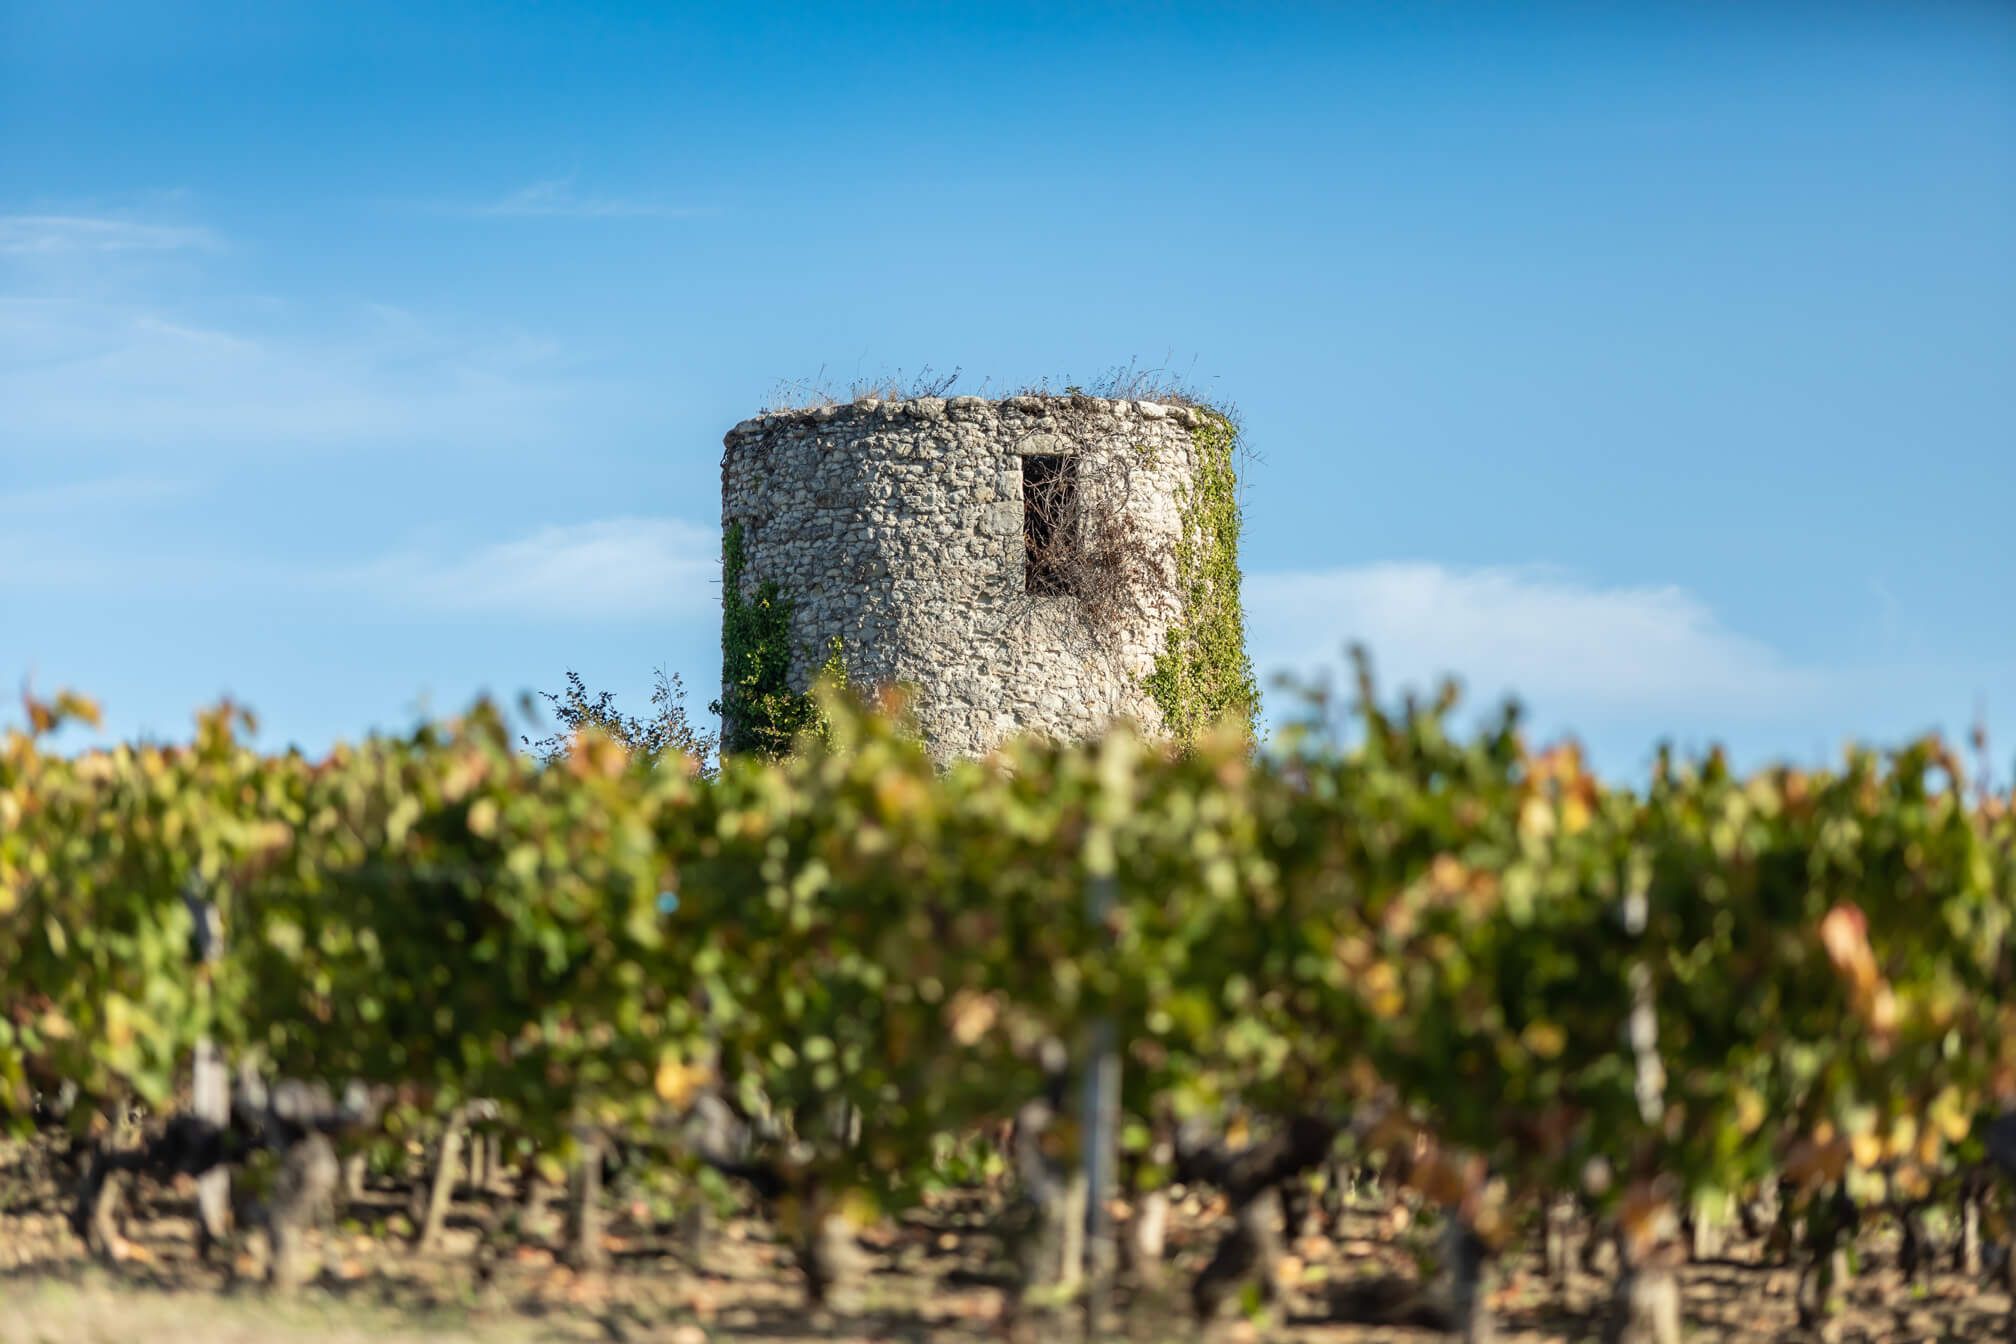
1245 562 1815 718
465 179 707 220
353 517 721 621
0 214 218 255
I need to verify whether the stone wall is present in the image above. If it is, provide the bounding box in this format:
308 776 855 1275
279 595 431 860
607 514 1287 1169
719 394 1210 759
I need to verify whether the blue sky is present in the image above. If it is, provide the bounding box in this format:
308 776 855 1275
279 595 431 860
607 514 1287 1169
4 1 2012 780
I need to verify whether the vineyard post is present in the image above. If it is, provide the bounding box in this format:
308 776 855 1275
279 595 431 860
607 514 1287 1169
184 875 231 1256
1079 869 1121 1332
1606 882 1683 1344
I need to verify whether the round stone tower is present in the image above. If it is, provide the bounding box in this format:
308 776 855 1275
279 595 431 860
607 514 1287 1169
718 394 1254 760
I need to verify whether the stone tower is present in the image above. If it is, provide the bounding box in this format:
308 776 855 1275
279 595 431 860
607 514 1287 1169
718 394 1254 760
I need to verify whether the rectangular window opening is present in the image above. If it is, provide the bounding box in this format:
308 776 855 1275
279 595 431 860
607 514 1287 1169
1022 453 1077 597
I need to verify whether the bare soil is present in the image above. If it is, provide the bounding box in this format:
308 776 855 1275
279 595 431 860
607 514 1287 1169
1 1140 2005 1342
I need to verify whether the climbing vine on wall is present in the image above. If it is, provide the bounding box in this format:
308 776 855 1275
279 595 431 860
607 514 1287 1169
714 522 819 757
1145 410 1260 745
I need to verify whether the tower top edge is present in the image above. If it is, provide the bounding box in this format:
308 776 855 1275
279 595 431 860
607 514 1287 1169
722 394 1212 448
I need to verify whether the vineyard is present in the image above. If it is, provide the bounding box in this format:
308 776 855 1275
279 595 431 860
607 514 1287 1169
4 666 2016 1343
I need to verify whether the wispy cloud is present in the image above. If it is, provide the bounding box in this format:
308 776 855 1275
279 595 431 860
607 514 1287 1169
2 203 589 453
0 214 218 255
1245 562 1816 718
463 178 708 220
0 295 579 449
0 474 192 514
0 474 213 592
351 517 720 621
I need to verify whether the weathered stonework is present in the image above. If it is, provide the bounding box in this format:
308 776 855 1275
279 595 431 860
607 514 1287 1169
720 395 1214 759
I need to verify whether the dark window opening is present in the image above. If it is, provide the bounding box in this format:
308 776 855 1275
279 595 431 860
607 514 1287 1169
1022 453 1077 596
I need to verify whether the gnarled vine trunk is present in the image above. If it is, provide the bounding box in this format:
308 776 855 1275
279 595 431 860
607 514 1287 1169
1543 1196 1577 1285
1445 1217 1498 1344
267 1131 338 1290
564 1128 607 1270
1127 1188 1170 1289
1000 1083 1085 1312
1180 1113 1341 1322
416 1106 470 1253
192 1038 232 1258
794 1183 868 1312
1606 1234 1683 1344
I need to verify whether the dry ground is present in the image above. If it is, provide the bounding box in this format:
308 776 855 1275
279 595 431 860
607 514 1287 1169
2 1140 2008 1342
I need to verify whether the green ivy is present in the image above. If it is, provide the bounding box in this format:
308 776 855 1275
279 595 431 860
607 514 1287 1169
803 637 851 752
713 522 847 758
1144 410 1259 745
